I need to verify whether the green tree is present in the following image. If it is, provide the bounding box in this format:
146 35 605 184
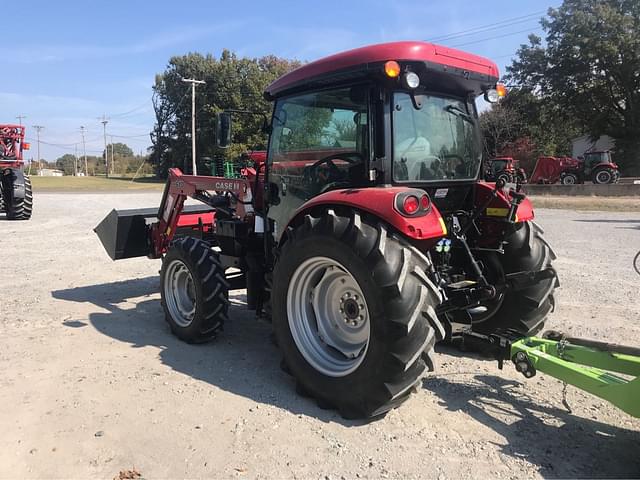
506 0 640 174
55 154 77 175
151 50 301 177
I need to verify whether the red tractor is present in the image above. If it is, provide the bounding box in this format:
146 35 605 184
0 124 33 220
484 156 527 184
96 42 558 419
529 151 620 185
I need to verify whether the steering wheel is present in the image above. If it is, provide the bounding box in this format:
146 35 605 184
442 154 467 178
305 152 363 186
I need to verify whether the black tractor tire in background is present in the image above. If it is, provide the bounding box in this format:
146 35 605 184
160 236 229 343
497 173 512 185
593 168 615 185
560 173 578 185
1 169 32 220
473 221 557 337
272 209 444 419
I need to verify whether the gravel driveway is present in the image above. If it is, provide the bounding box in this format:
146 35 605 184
1 193 638 479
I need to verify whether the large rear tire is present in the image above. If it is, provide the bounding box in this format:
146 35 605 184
473 221 557 336
1 170 32 220
272 209 444 419
160 237 229 343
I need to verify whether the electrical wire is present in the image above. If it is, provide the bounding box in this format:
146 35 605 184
426 11 545 42
449 26 544 48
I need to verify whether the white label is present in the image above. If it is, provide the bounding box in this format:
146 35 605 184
434 188 448 198
254 215 264 233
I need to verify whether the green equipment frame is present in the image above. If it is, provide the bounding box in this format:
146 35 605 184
511 335 640 418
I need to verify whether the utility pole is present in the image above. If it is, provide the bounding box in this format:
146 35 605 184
99 114 109 177
110 135 115 176
15 115 27 126
74 144 78 176
32 125 44 173
80 126 88 176
181 77 206 175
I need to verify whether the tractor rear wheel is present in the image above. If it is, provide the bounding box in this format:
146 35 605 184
272 209 444 419
472 221 557 337
1 170 32 220
593 168 614 184
160 236 229 343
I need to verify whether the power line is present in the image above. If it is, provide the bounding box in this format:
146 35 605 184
426 10 545 42
16 115 27 126
110 101 153 118
449 26 543 48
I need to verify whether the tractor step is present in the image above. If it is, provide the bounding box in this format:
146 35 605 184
94 205 215 260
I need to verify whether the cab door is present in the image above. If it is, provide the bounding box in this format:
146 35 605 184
266 86 370 241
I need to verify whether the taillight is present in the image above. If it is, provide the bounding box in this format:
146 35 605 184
395 191 431 217
403 195 419 214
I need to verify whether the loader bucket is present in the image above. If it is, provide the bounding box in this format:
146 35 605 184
94 207 156 260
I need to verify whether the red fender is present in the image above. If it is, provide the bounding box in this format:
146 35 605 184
286 187 448 242
476 182 534 222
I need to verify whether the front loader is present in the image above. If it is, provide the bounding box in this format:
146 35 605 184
95 41 638 420
0 125 33 220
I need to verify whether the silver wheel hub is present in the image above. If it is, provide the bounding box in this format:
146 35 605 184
287 256 370 377
164 259 196 327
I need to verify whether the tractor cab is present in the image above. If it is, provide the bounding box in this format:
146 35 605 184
261 42 503 229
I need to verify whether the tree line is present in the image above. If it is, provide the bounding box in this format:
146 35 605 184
481 0 640 175
53 142 153 176
150 0 639 177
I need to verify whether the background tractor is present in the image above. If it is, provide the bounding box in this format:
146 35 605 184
0 124 33 220
484 156 527 184
96 41 560 419
529 151 620 185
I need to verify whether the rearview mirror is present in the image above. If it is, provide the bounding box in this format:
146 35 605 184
216 112 232 148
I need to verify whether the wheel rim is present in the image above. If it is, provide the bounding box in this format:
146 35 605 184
596 171 611 183
164 259 197 327
563 175 576 185
287 256 370 377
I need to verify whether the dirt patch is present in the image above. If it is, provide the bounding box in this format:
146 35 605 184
1 193 638 478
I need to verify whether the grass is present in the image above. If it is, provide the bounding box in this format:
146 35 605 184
529 195 640 212
31 175 165 192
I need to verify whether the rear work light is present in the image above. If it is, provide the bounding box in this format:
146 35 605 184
395 191 431 217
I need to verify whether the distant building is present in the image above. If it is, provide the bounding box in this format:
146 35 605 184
38 168 64 176
572 135 615 158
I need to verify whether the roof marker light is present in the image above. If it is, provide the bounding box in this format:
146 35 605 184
384 60 401 78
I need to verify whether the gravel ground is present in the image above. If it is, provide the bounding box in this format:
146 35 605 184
1 193 639 479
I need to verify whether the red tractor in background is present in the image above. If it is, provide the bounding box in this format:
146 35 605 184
484 156 527 185
95 42 558 419
529 150 620 185
0 124 33 220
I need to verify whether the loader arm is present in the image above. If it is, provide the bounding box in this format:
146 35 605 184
150 168 253 258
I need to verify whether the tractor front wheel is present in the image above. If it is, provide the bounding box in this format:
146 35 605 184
272 209 444 419
160 237 229 343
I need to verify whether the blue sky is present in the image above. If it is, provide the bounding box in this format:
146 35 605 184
4 0 561 161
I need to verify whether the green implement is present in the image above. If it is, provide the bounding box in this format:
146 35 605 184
510 334 640 418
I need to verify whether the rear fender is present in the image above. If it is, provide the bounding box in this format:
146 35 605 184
284 187 447 243
475 182 534 222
